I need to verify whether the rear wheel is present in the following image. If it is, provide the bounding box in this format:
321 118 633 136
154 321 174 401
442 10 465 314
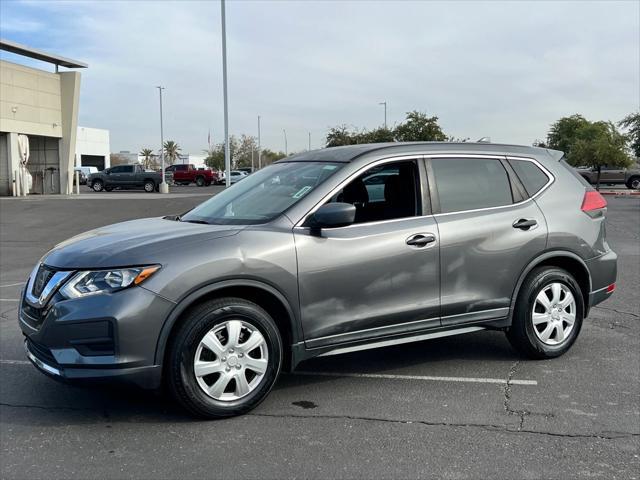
144 180 155 192
506 267 584 359
92 180 104 192
167 297 283 418
626 176 640 190
195 176 205 187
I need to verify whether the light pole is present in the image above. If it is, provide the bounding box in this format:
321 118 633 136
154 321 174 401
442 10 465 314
156 86 168 193
221 0 231 187
283 129 288 156
257 115 261 169
308 131 311 151
379 101 387 129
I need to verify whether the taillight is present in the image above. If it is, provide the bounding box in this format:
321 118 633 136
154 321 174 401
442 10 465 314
581 190 607 212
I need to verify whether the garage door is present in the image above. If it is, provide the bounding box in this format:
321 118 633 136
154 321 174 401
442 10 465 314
81 154 106 171
0 134 9 196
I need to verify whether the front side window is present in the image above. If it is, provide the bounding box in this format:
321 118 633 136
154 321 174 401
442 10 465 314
432 158 513 213
181 162 343 225
110 165 131 174
326 160 419 224
509 159 550 197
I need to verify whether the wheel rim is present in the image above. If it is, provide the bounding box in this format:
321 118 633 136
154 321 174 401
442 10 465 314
632 178 640 189
93 182 102 191
531 282 576 346
193 319 269 401
145 183 153 192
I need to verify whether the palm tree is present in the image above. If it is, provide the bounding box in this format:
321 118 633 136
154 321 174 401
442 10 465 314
163 140 181 166
139 148 155 170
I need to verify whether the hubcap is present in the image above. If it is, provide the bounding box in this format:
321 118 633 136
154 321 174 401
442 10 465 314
193 319 268 401
531 282 576 346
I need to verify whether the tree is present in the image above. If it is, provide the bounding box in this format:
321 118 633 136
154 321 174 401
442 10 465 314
260 149 287 166
204 136 240 170
359 127 395 144
139 148 155 170
546 114 589 157
393 111 448 142
163 140 182 165
618 111 640 157
326 125 358 147
234 135 259 169
563 120 631 190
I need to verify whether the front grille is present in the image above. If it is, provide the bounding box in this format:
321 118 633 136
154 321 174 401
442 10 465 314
32 265 55 298
26 338 58 366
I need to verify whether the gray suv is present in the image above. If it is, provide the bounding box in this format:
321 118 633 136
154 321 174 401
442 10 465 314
19 143 617 418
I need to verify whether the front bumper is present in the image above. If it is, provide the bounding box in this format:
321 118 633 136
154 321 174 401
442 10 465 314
19 284 175 389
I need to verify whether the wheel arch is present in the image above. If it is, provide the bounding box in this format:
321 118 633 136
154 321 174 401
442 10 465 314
155 279 300 372
510 251 592 320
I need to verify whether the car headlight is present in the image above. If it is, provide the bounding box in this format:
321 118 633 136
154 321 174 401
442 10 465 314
60 266 160 299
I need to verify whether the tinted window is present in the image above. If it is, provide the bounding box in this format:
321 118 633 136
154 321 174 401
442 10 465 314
431 158 513 213
110 165 132 174
175 165 187 171
181 162 343 225
509 160 549 196
328 161 419 224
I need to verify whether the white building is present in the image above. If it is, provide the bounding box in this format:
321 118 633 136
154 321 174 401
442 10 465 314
0 39 86 196
76 126 110 170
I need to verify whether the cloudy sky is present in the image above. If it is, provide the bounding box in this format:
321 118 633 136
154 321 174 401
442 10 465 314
1 0 638 155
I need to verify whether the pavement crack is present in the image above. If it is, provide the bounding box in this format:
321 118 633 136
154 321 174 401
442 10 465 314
248 412 639 440
502 361 553 431
593 306 639 318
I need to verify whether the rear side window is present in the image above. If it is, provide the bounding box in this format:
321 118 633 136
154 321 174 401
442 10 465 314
509 159 550 196
431 158 513 213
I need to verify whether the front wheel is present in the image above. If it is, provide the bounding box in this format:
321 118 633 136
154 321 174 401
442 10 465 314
506 267 584 359
166 298 283 418
92 180 104 192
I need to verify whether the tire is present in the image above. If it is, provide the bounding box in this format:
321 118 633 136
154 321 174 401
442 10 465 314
506 267 584 359
144 180 155 193
626 176 640 190
166 297 283 418
92 180 104 192
195 176 205 187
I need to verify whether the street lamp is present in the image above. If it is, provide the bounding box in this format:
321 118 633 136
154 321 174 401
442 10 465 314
283 129 288 156
257 115 261 169
221 0 231 187
308 131 311 151
379 101 387 129
156 85 168 193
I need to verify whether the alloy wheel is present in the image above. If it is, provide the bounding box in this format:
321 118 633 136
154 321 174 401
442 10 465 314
531 282 576 346
193 319 269 401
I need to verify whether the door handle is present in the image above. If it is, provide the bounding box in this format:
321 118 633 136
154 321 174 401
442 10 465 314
513 218 537 230
406 233 436 248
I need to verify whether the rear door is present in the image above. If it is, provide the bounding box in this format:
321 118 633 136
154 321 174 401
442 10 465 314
108 165 132 186
600 165 625 183
427 155 549 326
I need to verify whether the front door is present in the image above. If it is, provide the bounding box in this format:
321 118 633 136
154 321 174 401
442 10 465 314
294 158 440 348
428 156 548 326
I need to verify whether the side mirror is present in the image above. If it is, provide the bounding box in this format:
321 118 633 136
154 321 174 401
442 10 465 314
309 203 356 233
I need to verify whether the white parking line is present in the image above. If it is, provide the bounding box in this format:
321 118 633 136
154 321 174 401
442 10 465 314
0 359 30 365
295 370 537 386
0 282 24 288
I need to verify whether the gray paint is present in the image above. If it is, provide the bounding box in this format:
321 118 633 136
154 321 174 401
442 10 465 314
19 142 618 388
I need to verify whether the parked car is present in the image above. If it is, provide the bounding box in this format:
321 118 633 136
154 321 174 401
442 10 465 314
575 164 640 189
88 164 164 192
166 164 217 187
74 166 98 185
20 143 617 418
217 170 248 185
73 168 87 186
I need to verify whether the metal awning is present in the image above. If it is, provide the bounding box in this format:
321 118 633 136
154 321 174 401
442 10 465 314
0 38 87 69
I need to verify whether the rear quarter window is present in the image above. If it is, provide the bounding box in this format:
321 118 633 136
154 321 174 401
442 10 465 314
508 159 550 197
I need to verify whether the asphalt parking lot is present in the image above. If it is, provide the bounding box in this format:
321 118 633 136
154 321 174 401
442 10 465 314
0 192 638 479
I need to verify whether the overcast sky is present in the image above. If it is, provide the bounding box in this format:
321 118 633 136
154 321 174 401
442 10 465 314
1 0 638 154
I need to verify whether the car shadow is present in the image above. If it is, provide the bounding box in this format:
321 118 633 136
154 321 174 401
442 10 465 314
2 330 519 426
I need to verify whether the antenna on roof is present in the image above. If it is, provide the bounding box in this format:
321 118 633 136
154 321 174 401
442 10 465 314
476 137 491 143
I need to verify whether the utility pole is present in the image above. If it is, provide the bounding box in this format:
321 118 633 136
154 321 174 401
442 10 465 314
379 101 387 129
156 86 168 193
308 131 311 151
283 129 288 156
221 0 231 187
257 115 261 169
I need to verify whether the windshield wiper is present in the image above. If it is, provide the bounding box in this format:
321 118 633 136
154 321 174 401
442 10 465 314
180 219 211 225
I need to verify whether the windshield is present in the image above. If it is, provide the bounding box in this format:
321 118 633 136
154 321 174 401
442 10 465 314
181 161 343 225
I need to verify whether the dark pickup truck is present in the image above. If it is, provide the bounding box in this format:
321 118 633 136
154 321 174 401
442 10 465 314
575 164 640 189
166 164 217 186
88 165 165 192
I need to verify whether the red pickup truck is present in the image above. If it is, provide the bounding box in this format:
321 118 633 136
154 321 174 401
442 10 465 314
166 164 218 186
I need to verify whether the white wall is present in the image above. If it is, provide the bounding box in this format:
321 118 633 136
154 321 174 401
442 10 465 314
76 127 110 160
